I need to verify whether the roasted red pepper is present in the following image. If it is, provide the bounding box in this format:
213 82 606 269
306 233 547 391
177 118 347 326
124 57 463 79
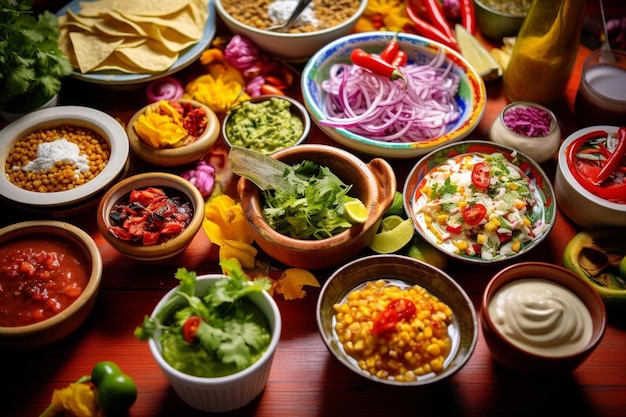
405 0 460 51
350 48 407 86
459 0 476 34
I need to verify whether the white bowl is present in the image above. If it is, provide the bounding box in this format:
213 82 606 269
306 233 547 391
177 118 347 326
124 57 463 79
301 31 487 159
214 0 367 62
148 274 281 412
555 125 626 228
0 105 129 211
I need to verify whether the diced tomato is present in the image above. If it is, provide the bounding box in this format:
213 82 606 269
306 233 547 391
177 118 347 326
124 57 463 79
471 161 490 189
161 222 184 235
462 204 486 225
497 232 512 243
446 223 463 234
142 231 160 246
387 299 417 321
372 309 400 335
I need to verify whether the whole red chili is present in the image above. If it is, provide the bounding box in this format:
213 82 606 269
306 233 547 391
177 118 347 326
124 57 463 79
391 50 408 67
459 0 476 34
380 33 401 64
405 0 460 51
350 48 407 86
423 0 456 42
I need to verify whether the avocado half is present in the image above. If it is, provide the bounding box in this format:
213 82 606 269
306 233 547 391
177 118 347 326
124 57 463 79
562 228 626 312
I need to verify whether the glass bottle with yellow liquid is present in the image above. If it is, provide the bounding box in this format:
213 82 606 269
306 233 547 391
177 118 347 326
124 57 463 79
503 0 586 104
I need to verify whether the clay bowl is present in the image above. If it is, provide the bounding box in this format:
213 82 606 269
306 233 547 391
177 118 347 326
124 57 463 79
0 220 102 349
481 262 606 374
97 172 205 262
126 99 220 167
237 144 396 269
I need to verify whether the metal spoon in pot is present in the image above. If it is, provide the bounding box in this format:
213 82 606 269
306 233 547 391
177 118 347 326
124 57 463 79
266 0 314 32
598 0 616 63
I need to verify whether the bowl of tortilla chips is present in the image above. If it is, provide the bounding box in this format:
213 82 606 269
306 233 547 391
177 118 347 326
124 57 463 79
56 0 216 85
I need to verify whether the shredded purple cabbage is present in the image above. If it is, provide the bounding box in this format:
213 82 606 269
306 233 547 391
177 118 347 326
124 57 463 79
503 105 553 137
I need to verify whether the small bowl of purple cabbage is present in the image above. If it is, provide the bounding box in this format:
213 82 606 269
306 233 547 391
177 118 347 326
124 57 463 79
489 101 561 164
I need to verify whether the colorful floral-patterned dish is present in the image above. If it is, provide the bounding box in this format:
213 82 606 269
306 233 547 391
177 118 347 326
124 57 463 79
301 32 486 159
403 140 556 264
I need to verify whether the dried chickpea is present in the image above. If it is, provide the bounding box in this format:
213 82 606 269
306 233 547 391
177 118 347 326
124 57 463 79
6 124 111 193
332 279 453 383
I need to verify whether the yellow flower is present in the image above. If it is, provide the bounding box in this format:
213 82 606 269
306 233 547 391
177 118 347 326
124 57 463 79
184 62 249 114
50 383 100 417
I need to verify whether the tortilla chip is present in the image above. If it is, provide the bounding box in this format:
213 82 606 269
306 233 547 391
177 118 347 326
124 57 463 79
113 0 191 16
115 41 179 72
69 32 123 73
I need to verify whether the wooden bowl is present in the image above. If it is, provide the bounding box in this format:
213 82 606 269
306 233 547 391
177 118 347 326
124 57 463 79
127 99 220 167
97 172 205 262
0 220 102 349
237 144 396 269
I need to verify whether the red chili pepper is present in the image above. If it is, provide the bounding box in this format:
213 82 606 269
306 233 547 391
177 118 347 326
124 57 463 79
372 309 400 335
566 129 626 202
405 0 460 51
423 0 456 42
350 48 408 86
593 127 626 185
380 33 401 64
391 50 408 67
458 0 476 34
387 298 417 321
260 83 285 96
183 316 202 343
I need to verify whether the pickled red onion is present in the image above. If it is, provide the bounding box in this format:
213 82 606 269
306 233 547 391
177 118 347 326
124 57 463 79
319 50 461 143
146 77 184 103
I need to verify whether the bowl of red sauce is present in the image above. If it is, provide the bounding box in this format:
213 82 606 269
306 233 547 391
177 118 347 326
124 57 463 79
0 220 103 349
97 172 205 262
555 125 626 229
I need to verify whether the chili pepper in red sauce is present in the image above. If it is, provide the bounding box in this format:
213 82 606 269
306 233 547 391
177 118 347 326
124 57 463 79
423 0 456 42
183 316 202 343
593 127 626 185
405 0 460 51
459 0 476 34
350 48 408 86
566 129 626 202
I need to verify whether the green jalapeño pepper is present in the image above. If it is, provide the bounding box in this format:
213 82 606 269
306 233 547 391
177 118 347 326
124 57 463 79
91 361 137 416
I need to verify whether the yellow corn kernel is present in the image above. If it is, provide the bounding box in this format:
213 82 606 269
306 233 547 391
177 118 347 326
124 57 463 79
423 326 433 338
430 356 444 372
421 186 432 198
476 233 487 245
457 200 467 209
514 199 526 209
508 182 519 190
436 213 448 225
453 240 468 251
457 186 465 195
426 343 441 356
512 239 521 253
522 218 531 227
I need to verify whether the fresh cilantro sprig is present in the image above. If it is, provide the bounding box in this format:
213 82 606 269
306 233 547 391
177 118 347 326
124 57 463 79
0 0 72 112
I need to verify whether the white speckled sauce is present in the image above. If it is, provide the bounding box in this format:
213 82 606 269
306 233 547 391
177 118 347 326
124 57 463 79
488 278 592 356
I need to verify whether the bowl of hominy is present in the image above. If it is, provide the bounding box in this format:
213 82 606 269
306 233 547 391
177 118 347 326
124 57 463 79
317 254 478 386
0 105 129 214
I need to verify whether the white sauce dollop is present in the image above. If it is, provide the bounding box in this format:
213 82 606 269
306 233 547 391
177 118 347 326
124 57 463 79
488 278 592 357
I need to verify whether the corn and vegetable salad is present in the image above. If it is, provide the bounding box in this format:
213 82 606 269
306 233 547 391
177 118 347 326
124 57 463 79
333 279 453 382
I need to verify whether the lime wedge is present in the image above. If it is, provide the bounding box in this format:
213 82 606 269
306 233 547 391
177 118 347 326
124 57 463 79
380 215 404 232
368 218 415 254
455 24 502 81
344 199 368 224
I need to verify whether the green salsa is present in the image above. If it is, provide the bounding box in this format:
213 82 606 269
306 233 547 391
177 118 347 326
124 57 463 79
225 97 304 154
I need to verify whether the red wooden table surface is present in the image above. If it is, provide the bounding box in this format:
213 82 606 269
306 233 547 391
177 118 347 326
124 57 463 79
2 33 625 417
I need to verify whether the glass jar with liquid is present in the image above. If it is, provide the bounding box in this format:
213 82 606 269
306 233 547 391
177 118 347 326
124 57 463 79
503 0 586 105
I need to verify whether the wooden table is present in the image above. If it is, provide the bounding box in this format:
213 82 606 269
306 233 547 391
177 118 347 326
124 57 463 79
2 39 626 417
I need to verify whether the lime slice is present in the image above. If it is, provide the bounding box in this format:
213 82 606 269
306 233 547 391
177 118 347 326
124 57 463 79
344 199 368 224
380 215 404 232
383 191 405 218
368 218 415 254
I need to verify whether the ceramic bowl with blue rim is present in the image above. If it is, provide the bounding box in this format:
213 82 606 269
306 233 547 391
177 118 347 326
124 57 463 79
301 31 486 159
403 140 556 264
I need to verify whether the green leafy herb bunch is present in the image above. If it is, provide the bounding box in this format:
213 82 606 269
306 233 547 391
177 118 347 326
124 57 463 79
0 0 72 113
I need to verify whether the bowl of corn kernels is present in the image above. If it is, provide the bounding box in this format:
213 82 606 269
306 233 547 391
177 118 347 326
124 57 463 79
0 105 129 215
316 254 478 386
